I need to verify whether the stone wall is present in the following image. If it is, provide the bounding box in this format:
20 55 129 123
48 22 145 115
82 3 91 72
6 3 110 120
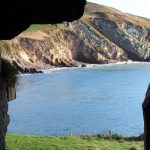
0 54 16 150
143 84 150 150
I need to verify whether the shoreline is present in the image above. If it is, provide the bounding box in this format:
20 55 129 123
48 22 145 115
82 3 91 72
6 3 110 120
40 60 150 73
17 60 150 75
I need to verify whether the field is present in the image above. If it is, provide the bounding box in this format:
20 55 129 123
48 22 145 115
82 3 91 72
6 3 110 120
6 134 143 150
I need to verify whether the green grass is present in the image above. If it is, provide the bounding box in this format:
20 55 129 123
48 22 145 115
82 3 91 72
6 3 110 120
2 42 11 53
24 24 57 32
6 134 144 150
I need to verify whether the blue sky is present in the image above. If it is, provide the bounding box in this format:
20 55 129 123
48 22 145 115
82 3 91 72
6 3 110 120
88 0 150 19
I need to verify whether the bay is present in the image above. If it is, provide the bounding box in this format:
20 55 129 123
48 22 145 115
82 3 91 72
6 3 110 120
8 63 150 136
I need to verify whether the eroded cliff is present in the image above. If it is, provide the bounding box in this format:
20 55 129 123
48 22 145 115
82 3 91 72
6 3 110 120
2 2 150 72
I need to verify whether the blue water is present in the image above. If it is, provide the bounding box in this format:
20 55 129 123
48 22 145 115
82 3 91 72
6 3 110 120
8 63 150 136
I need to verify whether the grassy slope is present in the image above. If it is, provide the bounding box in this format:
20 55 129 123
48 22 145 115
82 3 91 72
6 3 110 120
24 24 57 32
6 134 143 150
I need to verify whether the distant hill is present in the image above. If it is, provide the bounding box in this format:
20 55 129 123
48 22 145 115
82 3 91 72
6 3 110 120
2 2 150 72
85 2 123 14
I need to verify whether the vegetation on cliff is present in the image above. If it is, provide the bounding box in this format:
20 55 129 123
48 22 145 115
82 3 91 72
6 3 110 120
24 24 57 32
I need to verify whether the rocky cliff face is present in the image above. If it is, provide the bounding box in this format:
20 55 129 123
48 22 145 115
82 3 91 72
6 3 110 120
1 2 150 72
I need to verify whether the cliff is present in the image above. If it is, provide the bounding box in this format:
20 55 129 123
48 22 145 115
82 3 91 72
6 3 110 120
2 2 150 72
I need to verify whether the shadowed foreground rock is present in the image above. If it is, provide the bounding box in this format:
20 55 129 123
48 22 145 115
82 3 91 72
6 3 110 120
0 77 16 150
0 59 17 149
0 0 86 40
143 84 150 150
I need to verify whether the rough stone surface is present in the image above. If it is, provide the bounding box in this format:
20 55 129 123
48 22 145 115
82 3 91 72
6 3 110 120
143 84 150 150
0 76 16 150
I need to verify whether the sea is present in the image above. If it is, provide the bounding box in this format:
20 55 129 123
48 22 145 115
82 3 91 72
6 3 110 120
8 63 150 136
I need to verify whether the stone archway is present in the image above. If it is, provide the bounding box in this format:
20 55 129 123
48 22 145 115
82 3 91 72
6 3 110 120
0 0 149 149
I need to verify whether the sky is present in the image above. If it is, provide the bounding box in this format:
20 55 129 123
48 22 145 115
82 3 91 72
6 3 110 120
88 0 150 19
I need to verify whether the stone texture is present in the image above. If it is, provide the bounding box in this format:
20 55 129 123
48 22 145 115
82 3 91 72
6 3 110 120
143 84 150 150
0 57 16 149
0 54 17 150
